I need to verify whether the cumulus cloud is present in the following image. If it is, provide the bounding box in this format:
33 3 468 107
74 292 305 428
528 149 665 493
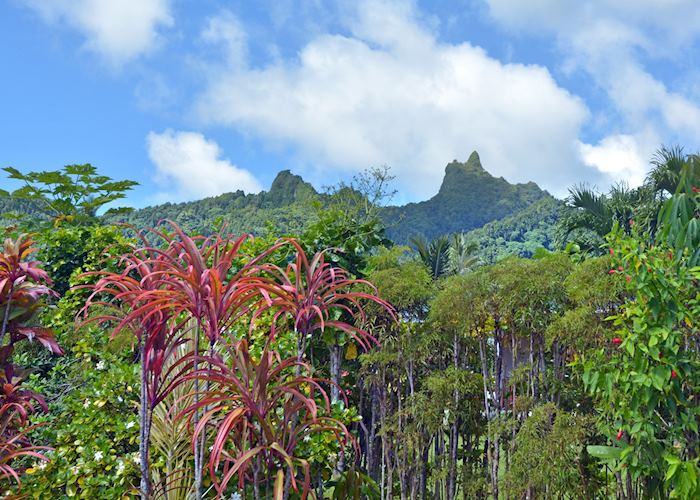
485 0 700 151
194 0 603 199
22 0 173 66
578 132 658 188
147 130 262 200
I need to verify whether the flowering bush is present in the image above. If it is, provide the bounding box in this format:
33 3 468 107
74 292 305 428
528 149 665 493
21 341 140 498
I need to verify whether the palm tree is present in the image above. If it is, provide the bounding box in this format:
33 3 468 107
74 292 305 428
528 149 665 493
563 146 697 250
646 145 687 196
446 233 480 275
411 234 480 279
410 235 450 279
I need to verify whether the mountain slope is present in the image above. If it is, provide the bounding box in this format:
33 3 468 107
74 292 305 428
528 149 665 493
5 153 560 257
107 170 323 236
382 152 552 243
464 196 565 263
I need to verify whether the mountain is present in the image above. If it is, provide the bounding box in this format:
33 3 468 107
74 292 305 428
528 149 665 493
4 153 561 258
382 152 552 242
106 170 324 236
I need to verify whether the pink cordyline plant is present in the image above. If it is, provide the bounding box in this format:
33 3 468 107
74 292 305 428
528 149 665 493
0 236 62 488
80 223 395 499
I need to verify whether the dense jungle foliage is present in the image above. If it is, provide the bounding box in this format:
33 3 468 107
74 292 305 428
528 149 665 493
0 145 698 499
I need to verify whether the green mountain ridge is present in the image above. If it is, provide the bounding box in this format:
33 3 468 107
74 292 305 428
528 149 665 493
382 151 552 242
2 152 563 257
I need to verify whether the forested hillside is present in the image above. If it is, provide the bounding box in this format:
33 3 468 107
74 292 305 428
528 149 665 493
3 155 561 261
105 151 555 248
106 170 322 236
463 196 565 262
382 152 552 242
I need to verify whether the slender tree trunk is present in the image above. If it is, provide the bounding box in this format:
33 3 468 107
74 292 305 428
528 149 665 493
284 330 306 499
397 388 406 500
435 433 442 500
448 333 460 500
192 325 203 500
330 342 342 403
537 332 546 402
369 382 380 482
252 457 261 500
479 338 490 420
491 434 500 500
529 332 536 400
419 443 429 499
139 336 152 499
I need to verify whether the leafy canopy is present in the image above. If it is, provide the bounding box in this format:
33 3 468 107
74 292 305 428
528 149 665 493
1 164 137 227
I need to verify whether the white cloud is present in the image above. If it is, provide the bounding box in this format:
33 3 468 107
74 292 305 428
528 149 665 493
194 0 598 199
146 130 262 200
200 10 247 68
485 0 700 145
578 132 657 188
23 0 173 66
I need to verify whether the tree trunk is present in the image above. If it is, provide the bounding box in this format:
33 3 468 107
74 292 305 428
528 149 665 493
192 326 203 500
447 333 460 499
491 434 500 500
139 336 152 499
284 331 307 499
419 444 429 499
330 342 342 402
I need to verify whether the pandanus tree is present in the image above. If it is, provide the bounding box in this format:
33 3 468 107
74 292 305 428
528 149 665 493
0 236 63 486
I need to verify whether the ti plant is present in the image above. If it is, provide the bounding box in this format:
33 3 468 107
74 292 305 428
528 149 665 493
255 240 395 401
80 222 392 499
180 339 354 499
0 235 63 487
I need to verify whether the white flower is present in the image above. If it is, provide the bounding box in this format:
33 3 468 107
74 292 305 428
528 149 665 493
126 421 135 429
94 451 104 461
117 396 124 403
230 492 242 500
83 399 90 409
116 460 125 475
71 465 80 475
96 360 106 370
303 435 311 442
34 460 47 470
132 453 140 464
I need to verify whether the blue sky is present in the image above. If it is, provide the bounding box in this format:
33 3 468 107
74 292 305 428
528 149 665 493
2 0 700 207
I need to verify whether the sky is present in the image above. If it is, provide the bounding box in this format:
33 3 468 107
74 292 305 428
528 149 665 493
2 0 700 207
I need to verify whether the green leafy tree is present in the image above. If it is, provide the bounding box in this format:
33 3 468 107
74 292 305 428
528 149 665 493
1 164 137 228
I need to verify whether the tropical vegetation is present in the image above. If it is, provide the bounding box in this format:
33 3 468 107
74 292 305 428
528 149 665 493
0 146 697 499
